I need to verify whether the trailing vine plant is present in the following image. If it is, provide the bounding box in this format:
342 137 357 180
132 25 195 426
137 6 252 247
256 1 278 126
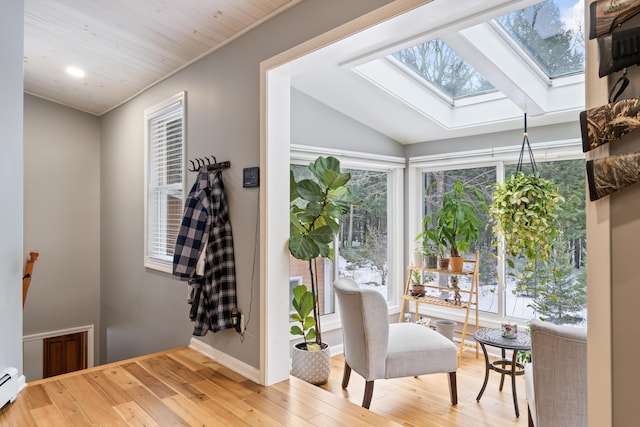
488 171 563 268
489 114 563 272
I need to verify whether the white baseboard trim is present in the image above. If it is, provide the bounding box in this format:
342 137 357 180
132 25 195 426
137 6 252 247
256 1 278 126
330 343 343 357
189 338 260 384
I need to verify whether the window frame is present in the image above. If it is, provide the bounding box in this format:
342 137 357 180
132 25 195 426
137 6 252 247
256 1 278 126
408 138 583 326
290 144 405 333
144 91 186 273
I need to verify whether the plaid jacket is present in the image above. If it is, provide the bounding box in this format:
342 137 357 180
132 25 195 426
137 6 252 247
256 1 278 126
173 169 237 335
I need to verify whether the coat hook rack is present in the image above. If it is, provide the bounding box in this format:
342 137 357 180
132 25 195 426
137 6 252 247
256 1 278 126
188 155 231 173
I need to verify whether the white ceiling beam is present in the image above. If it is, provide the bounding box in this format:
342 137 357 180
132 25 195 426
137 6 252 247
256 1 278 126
443 23 548 115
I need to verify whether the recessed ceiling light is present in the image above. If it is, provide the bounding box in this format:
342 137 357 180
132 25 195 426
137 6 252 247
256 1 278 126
65 66 85 78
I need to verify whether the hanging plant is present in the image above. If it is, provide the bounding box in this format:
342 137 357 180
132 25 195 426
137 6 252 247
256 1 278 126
489 114 564 267
489 171 562 265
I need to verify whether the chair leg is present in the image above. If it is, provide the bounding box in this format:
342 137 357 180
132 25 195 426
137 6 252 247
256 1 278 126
528 405 535 427
448 372 458 405
362 380 374 409
341 361 352 389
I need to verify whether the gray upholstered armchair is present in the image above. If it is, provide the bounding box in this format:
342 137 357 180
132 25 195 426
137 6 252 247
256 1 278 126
334 277 458 409
525 319 587 427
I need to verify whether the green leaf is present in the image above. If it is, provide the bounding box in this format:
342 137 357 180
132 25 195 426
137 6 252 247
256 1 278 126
309 225 335 244
297 179 323 202
290 325 304 336
303 317 316 330
289 235 320 260
330 172 351 189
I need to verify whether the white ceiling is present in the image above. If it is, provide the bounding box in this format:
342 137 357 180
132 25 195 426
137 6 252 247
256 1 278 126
289 0 585 143
24 0 300 116
24 0 584 144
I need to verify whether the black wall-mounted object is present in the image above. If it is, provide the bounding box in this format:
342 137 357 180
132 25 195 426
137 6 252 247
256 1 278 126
188 156 230 173
243 167 260 188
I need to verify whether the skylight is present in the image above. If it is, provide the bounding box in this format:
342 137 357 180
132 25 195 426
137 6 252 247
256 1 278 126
392 39 496 100
496 0 584 78
293 0 586 142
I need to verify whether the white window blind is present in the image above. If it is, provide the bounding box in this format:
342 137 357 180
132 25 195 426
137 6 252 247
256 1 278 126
144 92 185 272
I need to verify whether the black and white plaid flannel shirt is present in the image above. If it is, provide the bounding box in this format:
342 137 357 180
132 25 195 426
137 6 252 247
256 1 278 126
173 169 237 335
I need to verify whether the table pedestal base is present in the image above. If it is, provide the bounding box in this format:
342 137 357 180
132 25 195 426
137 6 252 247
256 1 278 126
476 342 525 418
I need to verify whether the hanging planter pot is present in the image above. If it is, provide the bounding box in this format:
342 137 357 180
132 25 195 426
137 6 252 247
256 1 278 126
488 114 563 266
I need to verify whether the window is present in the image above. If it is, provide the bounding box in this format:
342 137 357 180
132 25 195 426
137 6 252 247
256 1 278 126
392 39 496 100
144 92 186 272
496 0 584 79
412 142 586 326
290 146 404 327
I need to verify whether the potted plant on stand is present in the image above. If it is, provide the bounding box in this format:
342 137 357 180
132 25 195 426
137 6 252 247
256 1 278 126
289 156 362 385
416 213 447 269
429 180 485 273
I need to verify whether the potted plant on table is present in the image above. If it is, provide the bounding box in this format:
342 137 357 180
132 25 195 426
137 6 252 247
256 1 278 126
428 180 485 273
289 156 362 385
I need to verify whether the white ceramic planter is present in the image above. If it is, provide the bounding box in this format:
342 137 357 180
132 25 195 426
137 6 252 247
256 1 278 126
291 342 331 385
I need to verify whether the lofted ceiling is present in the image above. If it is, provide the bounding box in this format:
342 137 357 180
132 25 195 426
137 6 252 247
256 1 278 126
289 0 585 143
23 0 300 116
23 0 585 144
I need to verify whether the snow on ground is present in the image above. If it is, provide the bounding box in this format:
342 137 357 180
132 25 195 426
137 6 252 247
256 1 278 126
337 256 587 326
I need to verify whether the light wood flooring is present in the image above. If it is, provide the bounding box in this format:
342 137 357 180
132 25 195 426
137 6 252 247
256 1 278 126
0 346 528 426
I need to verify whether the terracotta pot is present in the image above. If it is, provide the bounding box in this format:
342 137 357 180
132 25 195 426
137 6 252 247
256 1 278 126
438 257 450 270
449 256 464 273
410 284 425 296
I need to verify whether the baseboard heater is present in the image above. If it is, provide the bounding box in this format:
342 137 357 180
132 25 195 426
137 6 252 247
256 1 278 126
0 367 18 408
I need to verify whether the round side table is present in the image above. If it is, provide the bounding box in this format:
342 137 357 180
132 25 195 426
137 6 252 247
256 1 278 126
473 327 531 418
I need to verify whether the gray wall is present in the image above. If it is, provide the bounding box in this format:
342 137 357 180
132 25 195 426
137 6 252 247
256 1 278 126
0 0 24 376
22 95 101 367
99 0 392 366
291 88 403 156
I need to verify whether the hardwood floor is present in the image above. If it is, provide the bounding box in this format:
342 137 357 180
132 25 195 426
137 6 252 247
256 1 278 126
322 351 529 427
0 346 528 426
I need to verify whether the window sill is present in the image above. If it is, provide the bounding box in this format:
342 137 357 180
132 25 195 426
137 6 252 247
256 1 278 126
144 257 172 274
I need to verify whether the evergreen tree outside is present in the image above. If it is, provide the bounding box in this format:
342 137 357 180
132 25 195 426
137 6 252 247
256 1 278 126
392 39 495 99
529 235 587 324
497 0 584 77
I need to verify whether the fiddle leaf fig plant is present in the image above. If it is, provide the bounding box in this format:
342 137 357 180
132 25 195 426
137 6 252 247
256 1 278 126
289 156 362 350
290 284 317 347
488 172 563 266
